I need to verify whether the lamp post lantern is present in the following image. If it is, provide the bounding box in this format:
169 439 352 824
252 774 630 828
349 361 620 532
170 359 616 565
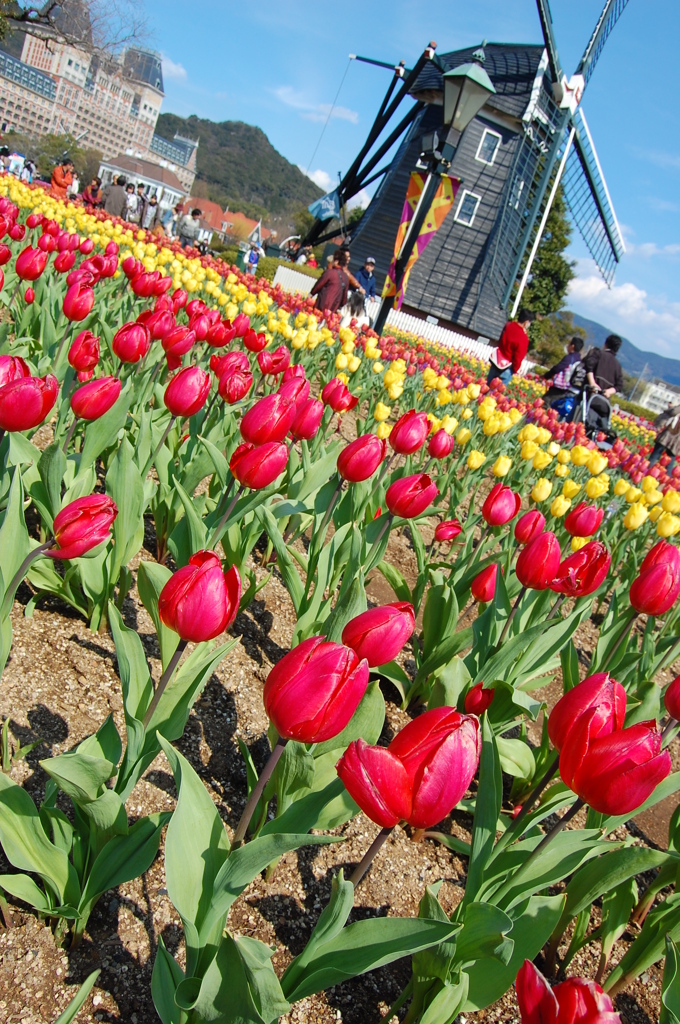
372 52 495 337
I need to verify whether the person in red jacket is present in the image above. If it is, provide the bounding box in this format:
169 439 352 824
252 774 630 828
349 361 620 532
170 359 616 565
50 158 74 200
487 309 535 385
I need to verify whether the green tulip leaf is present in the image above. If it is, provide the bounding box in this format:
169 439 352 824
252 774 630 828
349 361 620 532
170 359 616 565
151 935 185 1024
54 970 101 1024
661 935 680 1024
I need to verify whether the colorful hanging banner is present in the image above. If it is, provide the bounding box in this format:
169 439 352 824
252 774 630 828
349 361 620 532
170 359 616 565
382 172 460 309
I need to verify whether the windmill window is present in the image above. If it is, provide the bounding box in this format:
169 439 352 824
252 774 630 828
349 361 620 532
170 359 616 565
455 190 481 227
476 129 502 166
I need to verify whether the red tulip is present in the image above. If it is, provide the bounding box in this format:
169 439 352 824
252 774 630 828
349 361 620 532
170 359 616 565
112 322 150 364
560 717 671 816
385 473 438 518
9 223 26 242
219 369 253 404
516 530 561 590
464 682 494 715
172 288 188 312
482 482 521 527
162 325 196 370
164 366 211 418
341 602 415 667
263 636 370 743
258 346 290 376
79 238 94 254
47 494 117 560
230 441 288 489
322 377 358 412
564 502 604 538
54 250 76 274
471 563 499 603
240 393 295 445
15 245 48 281
232 312 250 338
428 429 455 459
434 519 462 543
146 309 175 341
68 330 100 375
278 375 310 404
282 364 306 382
337 433 386 483
336 739 412 827
515 960 620 1024
548 673 626 752
0 355 30 388
205 321 227 347
629 540 680 616
211 351 249 378
243 327 267 352
550 541 611 597
63 284 95 322
514 510 545 545
664 674 680 721
290 397 324 441
0 374 58 432
389 409 429 455
71 376 122 421
0 244 11 265
389 707 481 828
159 550 241 642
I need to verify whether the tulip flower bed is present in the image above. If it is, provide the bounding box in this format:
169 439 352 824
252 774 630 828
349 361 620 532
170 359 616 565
0 175 680 1024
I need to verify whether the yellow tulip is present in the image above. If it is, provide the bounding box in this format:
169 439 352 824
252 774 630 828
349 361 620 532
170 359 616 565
623 502 649 530
644 489 663 506
467 383 481 399
483 416 501 436
649 505 663 523
440 414 458 434
427 414 441 433
520 440 539 460
372 361 384 374
436 390 453 406
374 402 391 422
347 355 361 373
508 407 522 425
456 427 472 445
383 368 399 387
341 339 355 355
335 352 348 370
536 428 552 445
518 424 539 443
587 452 608 476
562 480 581 499
548 442 561 457
493 455 512 477
571 536 589 552
658 513 680 537
613 478 629 497
532 478 553 502
461 408 473 420
533 450 553 471
387 383 404 400
554 464 570 478
376 422 392 439
571 445 591 466
467 450 486 470
550 495 572 518
662 490 680 514
641 475 658 494
336 372 349 385
625 486 642 504
585 478 608 499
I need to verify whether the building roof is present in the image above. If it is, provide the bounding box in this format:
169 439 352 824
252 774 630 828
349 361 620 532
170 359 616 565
223 210 272 240
410 43 547 120
102 154 184 191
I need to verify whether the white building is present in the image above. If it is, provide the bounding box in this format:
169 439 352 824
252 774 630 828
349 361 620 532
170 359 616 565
97 154 185 216
640 379 680 416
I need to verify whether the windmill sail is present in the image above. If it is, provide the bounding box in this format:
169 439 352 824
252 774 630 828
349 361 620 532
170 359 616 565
576 0 632 87
561 107 625 284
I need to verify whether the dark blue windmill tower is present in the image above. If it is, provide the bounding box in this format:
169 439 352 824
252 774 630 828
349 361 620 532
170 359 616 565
300 0 628 340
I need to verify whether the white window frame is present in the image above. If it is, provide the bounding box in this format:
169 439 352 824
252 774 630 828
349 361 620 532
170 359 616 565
454 190 482 227
475 128 502 166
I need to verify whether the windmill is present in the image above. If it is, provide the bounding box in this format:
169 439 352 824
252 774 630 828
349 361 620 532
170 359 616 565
300 0 628 339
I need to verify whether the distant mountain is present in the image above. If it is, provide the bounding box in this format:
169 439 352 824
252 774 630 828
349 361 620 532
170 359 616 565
570 312 680 387
155 113 322 221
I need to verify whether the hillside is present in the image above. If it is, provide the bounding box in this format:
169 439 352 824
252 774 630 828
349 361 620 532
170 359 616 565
155 113 322 220
570 312 680 387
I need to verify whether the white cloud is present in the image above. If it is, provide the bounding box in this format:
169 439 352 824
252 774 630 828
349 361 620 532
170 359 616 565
300 167 335 192
646 197 680 214
274 86 358 124
627 241 680 258
162 54 188 83
347 188 370 211
567 259 680 356
637 149 680 172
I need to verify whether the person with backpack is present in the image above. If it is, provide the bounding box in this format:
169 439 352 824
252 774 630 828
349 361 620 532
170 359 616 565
310 248 352 315
542 337 585 404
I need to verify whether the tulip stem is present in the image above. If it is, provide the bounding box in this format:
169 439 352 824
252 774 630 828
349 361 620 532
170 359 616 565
371 512 395 556
546 593 566 621
61 417 78 454
661 717 678 747
142 416 176 478
499 755 560 847
142 640 188 728
54 323 75 366
350 826 394 886
496 586 526 648
211 483 245 549
318 476 344 535
597 610 637 673
232 736 287 848
4 541 55 612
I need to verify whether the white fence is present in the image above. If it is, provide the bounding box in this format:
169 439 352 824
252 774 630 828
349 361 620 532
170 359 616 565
271 266 535 375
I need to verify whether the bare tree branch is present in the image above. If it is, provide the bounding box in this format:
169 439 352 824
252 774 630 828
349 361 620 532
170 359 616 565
1 0 152 56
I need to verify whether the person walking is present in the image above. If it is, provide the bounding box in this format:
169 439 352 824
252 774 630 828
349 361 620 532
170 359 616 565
541 337 585 404
102 175 128 217
162 203 183 237
244 243 261 275
50 157 74 200
178 207 202 249
354 256 376 301
649 402 680 469
583 333 624 398
141 195 162 231
487 309 536 385
310 248 352 315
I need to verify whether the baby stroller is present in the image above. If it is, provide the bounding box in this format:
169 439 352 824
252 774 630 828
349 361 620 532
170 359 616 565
577 387 617 449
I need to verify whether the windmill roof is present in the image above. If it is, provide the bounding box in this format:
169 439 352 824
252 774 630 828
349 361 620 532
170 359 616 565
411 43 546 119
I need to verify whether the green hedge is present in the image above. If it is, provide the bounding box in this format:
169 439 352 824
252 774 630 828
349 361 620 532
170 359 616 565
255 257 323 283
615 398 657 423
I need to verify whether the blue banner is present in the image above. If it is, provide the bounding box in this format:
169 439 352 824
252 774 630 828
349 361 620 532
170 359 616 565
308 189 341 221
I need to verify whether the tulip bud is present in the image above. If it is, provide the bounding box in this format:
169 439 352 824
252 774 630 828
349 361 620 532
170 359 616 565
0 373 58 432
230 440 288 489
464 682 494 715
24 287 35 304
68 330 100 375
515 961 620 1024
0 355 30 388
218 368 253 404
63 284 95 322
336 739 412 827
550 540 611 597
290 397 323 441
386 473 438 519
47 494 118 560
342 602 415 668
492 455 512 477
278 375 310 405
564 502 604 538
515 530 561 591
428 428 455 460
258 345 291 376
15 245 48 281
514 510 545 545
531 478 553 503
112 322 150 364
240 393 295 445
164 366 211 418
482 482 521 527
337 433 386 483
434 519 462 543
548 673 626 752
264 636 370 743
471 563 499 603
159 551 241 642
71 376 122 421
629 540 680 616
243 327 267 352
664 675 680 721
322 377 358 412
232 312 250 338
211 351 249 378
388 409 429 455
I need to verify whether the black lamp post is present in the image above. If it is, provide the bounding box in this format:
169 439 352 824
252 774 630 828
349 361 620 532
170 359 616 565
372 53 495 336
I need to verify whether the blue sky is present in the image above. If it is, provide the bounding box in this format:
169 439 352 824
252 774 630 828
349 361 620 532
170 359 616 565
146 0 679 359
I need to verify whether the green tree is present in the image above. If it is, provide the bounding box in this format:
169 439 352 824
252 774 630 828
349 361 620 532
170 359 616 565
521 187 575 316
346 205 366 229
293 207 315 238
5 131 101 186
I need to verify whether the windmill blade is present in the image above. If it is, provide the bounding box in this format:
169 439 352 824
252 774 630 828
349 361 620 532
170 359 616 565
575 0 631 88
535 0 563 83
561 107 625 285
